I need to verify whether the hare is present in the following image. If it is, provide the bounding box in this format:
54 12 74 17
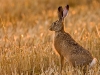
49 5 97 74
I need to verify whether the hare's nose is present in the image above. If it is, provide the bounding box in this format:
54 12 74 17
49 26 53 31
49 27 52 31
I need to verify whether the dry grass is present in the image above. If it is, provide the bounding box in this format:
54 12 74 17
0 0 100 75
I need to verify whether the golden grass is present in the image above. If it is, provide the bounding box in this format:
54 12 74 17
0 0 100 75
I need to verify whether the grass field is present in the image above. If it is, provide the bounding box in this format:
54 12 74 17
0 0 100 75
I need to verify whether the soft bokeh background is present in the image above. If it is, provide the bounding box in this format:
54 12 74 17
0 0 100 75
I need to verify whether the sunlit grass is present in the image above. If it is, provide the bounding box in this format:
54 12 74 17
0 0 100 75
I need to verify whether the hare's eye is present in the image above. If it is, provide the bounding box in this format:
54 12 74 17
54 22 56 25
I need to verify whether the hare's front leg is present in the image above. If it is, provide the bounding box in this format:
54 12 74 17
60 55 64 75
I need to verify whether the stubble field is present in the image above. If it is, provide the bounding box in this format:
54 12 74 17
0 0 100 75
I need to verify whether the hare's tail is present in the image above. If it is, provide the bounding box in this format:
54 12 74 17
89 58 97 68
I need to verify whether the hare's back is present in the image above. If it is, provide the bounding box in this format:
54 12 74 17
63 32 93 66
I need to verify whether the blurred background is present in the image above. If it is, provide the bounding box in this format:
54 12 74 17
0 0 100 19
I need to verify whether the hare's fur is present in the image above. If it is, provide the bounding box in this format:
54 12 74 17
54 30 93 66
49 5 97 74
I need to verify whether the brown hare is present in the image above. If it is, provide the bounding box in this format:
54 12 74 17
49 5 97 74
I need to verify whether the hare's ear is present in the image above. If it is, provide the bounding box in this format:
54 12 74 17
58 6 63 20
63 5 69 18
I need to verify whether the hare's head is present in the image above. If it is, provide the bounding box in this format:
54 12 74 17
49 5 69 31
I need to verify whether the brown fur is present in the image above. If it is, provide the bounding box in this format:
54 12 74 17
54 30 93 67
